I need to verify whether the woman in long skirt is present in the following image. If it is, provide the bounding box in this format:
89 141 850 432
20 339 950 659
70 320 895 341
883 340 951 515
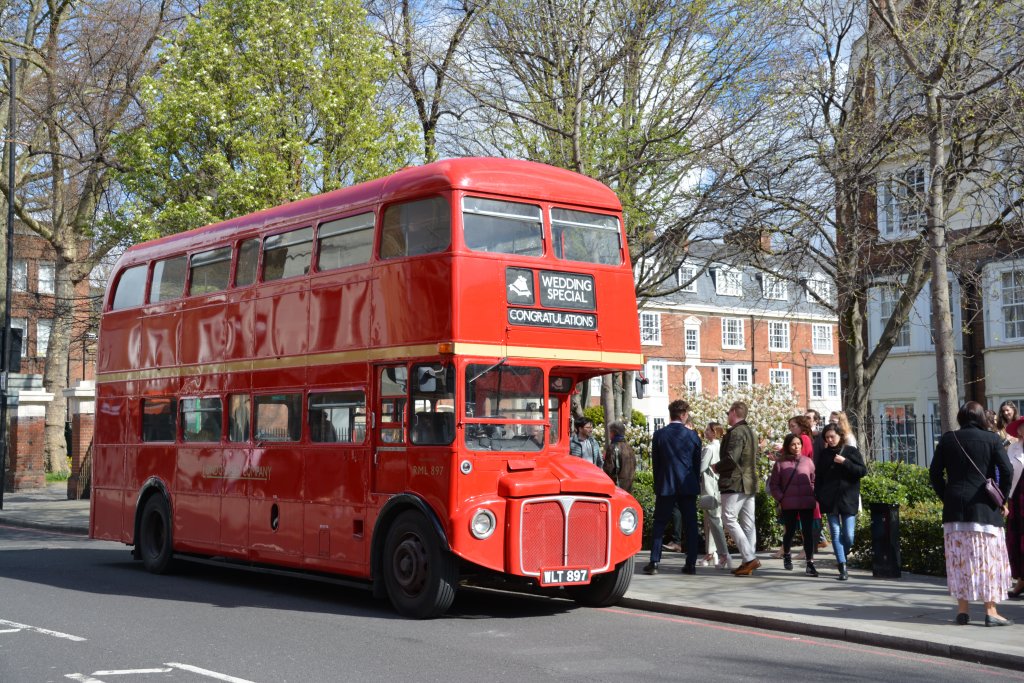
930 401 1014 626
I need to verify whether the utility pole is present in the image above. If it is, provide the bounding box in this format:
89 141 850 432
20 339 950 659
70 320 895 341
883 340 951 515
1 56 16 508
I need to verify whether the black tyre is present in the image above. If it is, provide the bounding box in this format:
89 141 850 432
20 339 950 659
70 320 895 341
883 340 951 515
565 555 634 607
138 495 174 574
382 510 457 618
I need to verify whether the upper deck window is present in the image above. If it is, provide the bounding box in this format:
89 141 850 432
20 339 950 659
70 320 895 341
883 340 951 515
150 255 188 303
380 197 450 259
235 239 259 287
551 208 621 265
462 197 542 256
111 264 148 310
317 213 374 271
263 227 313 281
189 247 232 295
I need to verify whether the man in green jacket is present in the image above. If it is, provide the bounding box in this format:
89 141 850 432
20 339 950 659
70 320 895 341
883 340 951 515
717 401 759 576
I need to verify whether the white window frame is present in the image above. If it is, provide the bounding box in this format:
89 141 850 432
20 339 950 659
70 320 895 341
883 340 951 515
12 259 27 291
762 274 788 301
769 368 792 390
11 317 26 358
677 264 698 292
768 321 790 351
38 261 55 295
719 364 752 392
721 317 744 349
806 274 833 305
36 319 52 357
812 324 833 354
589 376 602 397
684 327 699 355
715 266 743 296
999 267 1024 341
685 366 702 395
646 360 668 396
640 311 662 345
878 285 910 348
878 167 927 237
809 368 840 399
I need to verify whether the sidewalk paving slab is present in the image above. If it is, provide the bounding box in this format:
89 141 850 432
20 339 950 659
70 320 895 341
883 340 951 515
3 483 1024 669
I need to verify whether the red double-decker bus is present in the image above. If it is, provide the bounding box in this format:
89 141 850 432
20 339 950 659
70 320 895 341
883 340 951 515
91 158 644 618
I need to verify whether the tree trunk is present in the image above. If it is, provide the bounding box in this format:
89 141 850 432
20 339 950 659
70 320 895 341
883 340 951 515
601 374 614 443
621 371 634 425
41 262 74 476
926 90 959 433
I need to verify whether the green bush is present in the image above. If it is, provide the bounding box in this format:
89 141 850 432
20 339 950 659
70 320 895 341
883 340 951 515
860 474 909 506
630 470 656 547
755 487 782 551
849 501 945 575
869 461 937 506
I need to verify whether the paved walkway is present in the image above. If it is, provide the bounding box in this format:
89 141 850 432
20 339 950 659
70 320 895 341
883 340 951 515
2 483 1024 669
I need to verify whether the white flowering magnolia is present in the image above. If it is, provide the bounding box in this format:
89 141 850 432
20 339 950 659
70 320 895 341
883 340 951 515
685 384 799 449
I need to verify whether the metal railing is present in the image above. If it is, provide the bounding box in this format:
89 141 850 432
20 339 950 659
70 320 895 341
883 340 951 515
862 415 940 467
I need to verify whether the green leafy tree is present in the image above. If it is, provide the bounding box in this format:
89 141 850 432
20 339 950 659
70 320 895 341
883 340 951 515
115 0 416 236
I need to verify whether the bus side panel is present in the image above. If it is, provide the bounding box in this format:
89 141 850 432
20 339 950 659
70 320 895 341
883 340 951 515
90 444 127 542
308 275 373 353
96 311 142 375
303 447 369 570
173 446 222 550
254 282 309 360
372 259 452 346
248 446 304 564
179 295 251 367
219 448 249 557
141 306 181 370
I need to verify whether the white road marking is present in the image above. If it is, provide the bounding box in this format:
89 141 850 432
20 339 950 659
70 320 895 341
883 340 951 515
94 669 173 675
65 675 105 683
0 618 86 641
0 628 23 633
166 663 258 682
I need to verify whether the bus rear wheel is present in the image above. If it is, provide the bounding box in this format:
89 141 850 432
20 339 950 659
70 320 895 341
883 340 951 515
565 555 634 607
382 510 457 619
138 495 174 574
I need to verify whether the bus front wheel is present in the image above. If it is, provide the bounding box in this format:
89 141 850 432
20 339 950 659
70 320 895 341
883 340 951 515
565 555 634 607
138 495 174 574
382 510 457 619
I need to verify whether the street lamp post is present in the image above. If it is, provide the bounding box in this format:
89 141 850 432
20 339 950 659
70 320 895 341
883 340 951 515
1 56 17 508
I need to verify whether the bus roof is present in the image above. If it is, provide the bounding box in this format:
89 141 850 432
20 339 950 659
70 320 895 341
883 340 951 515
119 158 621 263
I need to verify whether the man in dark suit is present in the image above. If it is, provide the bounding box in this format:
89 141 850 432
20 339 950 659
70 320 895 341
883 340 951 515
643 399 703 575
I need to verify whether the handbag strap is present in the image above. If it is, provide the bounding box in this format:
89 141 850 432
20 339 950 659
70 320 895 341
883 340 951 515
779 461 800 496
951 431 987 479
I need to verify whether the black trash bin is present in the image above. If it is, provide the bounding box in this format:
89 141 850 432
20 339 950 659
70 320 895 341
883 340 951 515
869 503 901 578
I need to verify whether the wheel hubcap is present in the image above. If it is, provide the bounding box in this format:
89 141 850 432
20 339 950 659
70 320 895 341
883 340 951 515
393 533 428 596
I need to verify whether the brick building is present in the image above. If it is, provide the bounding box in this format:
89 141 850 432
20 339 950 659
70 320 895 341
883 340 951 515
632 244 841 430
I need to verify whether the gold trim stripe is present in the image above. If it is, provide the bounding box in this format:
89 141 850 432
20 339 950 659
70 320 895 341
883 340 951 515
96 343 643 385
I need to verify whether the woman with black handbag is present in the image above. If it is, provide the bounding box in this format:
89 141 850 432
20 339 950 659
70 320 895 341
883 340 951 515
769 434 818 576
930 401 1014 626
814 423 867 581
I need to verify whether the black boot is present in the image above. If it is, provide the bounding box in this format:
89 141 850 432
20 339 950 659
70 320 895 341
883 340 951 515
805 561 818 577
783 554 793 570
837 562 848 581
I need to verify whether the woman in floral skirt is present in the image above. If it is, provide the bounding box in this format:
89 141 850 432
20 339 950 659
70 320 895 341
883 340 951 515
930 401 1014 626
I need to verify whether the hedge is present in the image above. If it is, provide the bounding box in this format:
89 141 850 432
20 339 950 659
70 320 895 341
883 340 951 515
849 500 946 576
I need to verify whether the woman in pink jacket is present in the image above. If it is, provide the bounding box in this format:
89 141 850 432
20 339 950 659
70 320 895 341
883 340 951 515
769 434 819 577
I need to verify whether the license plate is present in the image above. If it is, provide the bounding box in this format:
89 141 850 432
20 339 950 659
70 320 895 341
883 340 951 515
539 568 590 586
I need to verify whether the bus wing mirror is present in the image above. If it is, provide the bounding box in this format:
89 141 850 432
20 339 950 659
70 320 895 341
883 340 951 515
635 375 649 400
416 367 437 393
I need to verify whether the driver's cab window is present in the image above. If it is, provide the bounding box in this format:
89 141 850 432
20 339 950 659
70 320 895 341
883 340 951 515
464 363 546 452
411 363 455 445
378 366 407 443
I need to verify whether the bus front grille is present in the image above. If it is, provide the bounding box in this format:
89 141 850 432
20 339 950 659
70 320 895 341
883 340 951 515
520 497 610 575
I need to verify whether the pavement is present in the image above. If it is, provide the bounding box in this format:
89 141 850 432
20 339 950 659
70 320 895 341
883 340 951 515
3 485 1024 670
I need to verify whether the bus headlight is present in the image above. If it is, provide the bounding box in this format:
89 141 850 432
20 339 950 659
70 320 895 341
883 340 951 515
619 507 638 536
470 509 497 539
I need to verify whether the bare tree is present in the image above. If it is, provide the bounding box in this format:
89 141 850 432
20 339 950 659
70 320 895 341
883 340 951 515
366 0 490 163
868 0 1024 431
0 0 181 474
